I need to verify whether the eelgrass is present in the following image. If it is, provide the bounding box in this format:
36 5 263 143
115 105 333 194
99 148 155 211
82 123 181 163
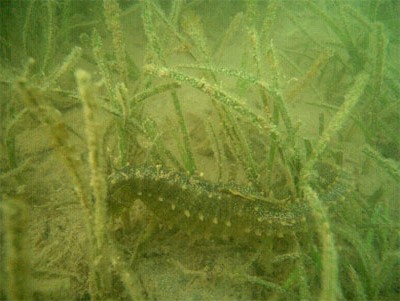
0 1 399 300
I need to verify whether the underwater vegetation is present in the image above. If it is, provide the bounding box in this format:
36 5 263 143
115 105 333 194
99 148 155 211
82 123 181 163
0 0 399 300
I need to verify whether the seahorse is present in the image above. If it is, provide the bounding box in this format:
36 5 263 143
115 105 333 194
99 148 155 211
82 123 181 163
107 161 351 239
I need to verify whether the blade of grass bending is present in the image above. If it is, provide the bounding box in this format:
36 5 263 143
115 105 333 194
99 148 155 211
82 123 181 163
171 91 197 175
301 71 369 301
146 65 278 134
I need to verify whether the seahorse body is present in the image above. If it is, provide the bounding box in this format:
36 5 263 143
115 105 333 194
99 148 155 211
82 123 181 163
108 165 311 239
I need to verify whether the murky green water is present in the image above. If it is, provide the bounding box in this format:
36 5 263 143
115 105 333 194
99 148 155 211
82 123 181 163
0 1 399 300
